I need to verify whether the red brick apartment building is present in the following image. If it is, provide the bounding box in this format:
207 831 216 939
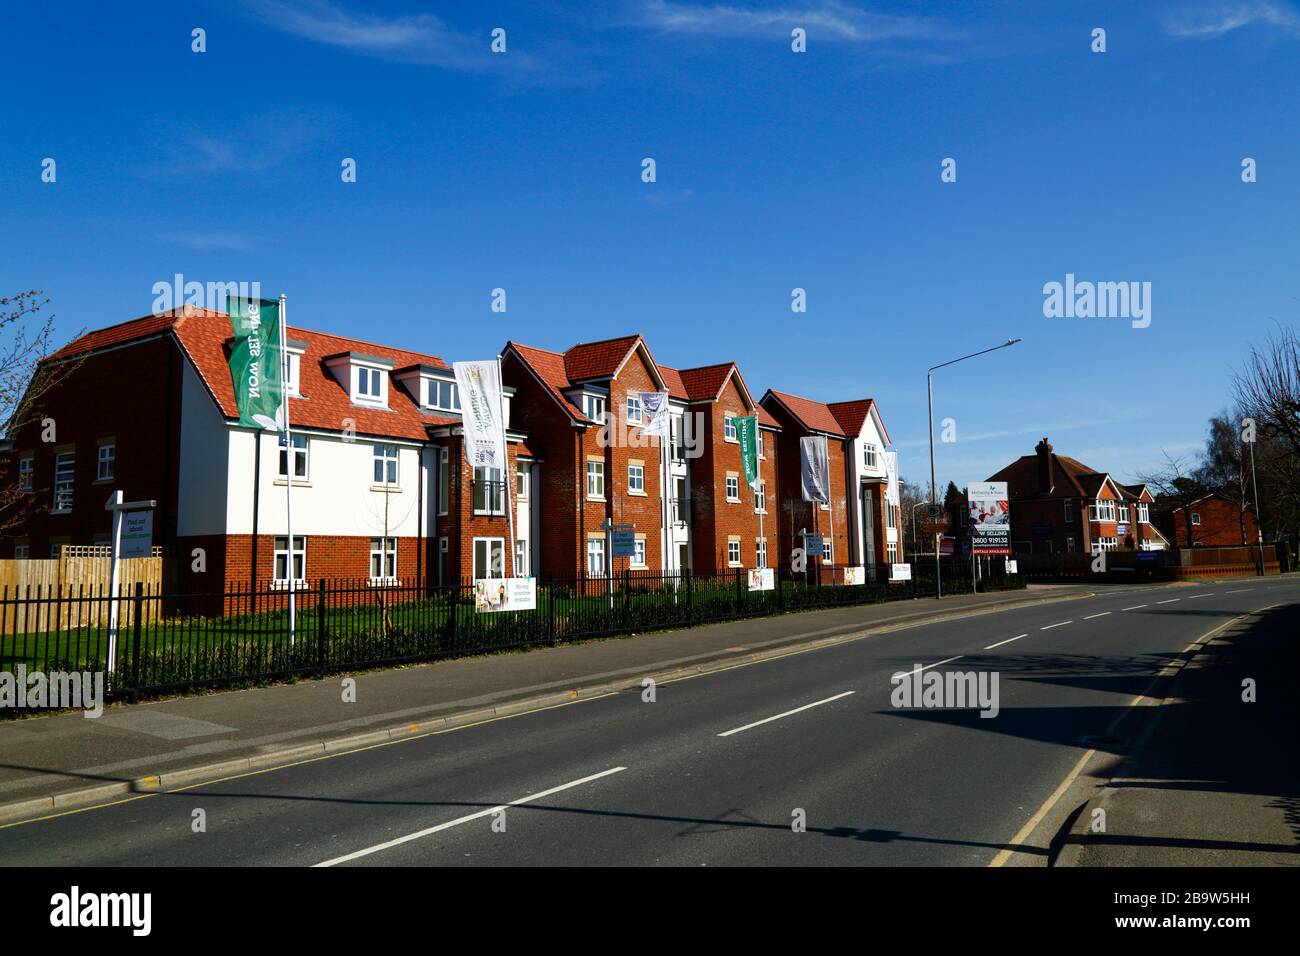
6 312 906 592
1159 493 1260 548
759 389 899 578
987 438 1169 555
501 335 783 578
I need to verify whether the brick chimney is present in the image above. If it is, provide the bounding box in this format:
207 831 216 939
1035 437 1053 495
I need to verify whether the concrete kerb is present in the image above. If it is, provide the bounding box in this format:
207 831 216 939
0 588 1095 827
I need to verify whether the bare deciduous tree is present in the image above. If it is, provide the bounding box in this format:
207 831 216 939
1137 451 1206 548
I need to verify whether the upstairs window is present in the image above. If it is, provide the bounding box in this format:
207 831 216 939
586 460 605 499
18 455 32 491
373 443 398 486
278 434 308 480
626 393 642 424
284 352 302 396
724 415 737 441
628 463 645 493
863 443 878 469
1138 503 1150 523
52 452 74 512
96 443 115 482
355 366 385 404
1191 512 1202 526
583 394 606 422
427 378 459 412
473 465 504 514
754 480 766 513
726 474 740 501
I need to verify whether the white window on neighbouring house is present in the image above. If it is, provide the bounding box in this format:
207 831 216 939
96 443 115 482
863 443 878 469
516 462 530 499
626 393 642 424
586 537 606 577
473 466 504 514
727 538 741 567
1192 512 1201 526
586 460 605 499
757 429 765 458
1118 502 1130 523
515 539 528 576
754 480 765 513
373 443 399 486
369 537 397 581
628 463 645 493
52 452 74 512
274 535 306 583
473 537 505 579
887 542 898 563
1091 536 1119 554
632 538 647 568
284 351 302 396
724 415 737 441
18 455 32 492
1138 503 1150 523
726 474 740 501
1089 499 1116 522
823 539 833 560
886 504 896 529
669 415 686 461
583 394 606 422
278 433 308 480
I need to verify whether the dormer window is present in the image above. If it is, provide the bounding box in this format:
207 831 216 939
356 367 383 402
285 352 301 396
426 378 460 412
325 352 394 407
583 394 606 422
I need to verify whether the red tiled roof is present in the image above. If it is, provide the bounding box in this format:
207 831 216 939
51 306 448 442
756 405 781 430
563 335 643 382
656 364 689 401
678 362 735 402
762 389 848 437
506 342 591 424
826 398 890 444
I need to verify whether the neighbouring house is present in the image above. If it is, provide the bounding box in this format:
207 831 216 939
1158 493 1260 548
758 389 899 579
986 437 1168 555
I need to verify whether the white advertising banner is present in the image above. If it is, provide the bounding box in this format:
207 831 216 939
640 391 671 437
885 450 900 508
890 563 912 582
800 435 830 504
842 566 865 586
747 567 775 592
120 512 153 559
474 577 537 613
453 361 506 469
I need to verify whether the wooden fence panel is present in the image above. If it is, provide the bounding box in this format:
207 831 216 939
0 555 162 631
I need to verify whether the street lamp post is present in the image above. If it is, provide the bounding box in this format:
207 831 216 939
927 338 1022 599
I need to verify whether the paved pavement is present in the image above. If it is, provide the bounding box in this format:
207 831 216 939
1 575 1296 866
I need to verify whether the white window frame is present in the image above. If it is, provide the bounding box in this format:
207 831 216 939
756 538 768 568
354 365 386 405
516 461 530 499
583 393 606 422
284 351 302 397
473 537 505 579
369 537 398 582
625 393 642 424
18 455 32 492
274 535 306 584
1138 502 1150 523
586 460 605 500
727 538 741 567
754 480 766 513
52 452 74 513
1118 502 1130 523
724 414 737 442
1191 512 1201 526
586 537 606 577
756 429 765 458
726 474 740 502
628 463 645 494
632 538 647 568
426 378 459 412
887 542 898 563
96 443 115 482
278 433 309 480
373 443 399 486
474 465 504 515
437 447 449 515
863 443 877 469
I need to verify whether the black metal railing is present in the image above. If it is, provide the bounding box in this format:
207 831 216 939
0 559 1023 706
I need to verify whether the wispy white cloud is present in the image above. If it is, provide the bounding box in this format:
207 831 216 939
158 231 258 252
237 0 541 71
139 111 334 180
1163 1 1300 38
635 0 950 43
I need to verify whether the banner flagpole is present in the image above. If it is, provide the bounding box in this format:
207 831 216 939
280 293 295 647
499 354 516 577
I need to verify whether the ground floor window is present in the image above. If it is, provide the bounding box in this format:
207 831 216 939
473 537 505 579
369 537 397 581
727 538 741 567
274 536 306 583
756 538 768 568
587 537 606 577
515 538 528 576
887 542 897 563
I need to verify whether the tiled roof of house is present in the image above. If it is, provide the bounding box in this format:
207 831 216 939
50 306 449 441
563 335 644 382
678 363 734 402
762 389 848 437
988 448 1122 500
656 364 689 401
506 342 594 424
827 398 890 444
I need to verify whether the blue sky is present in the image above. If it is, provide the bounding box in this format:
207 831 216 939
2 0 1298 491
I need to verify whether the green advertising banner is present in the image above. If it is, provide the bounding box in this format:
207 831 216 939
226 296 284 430
736 415 759 489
